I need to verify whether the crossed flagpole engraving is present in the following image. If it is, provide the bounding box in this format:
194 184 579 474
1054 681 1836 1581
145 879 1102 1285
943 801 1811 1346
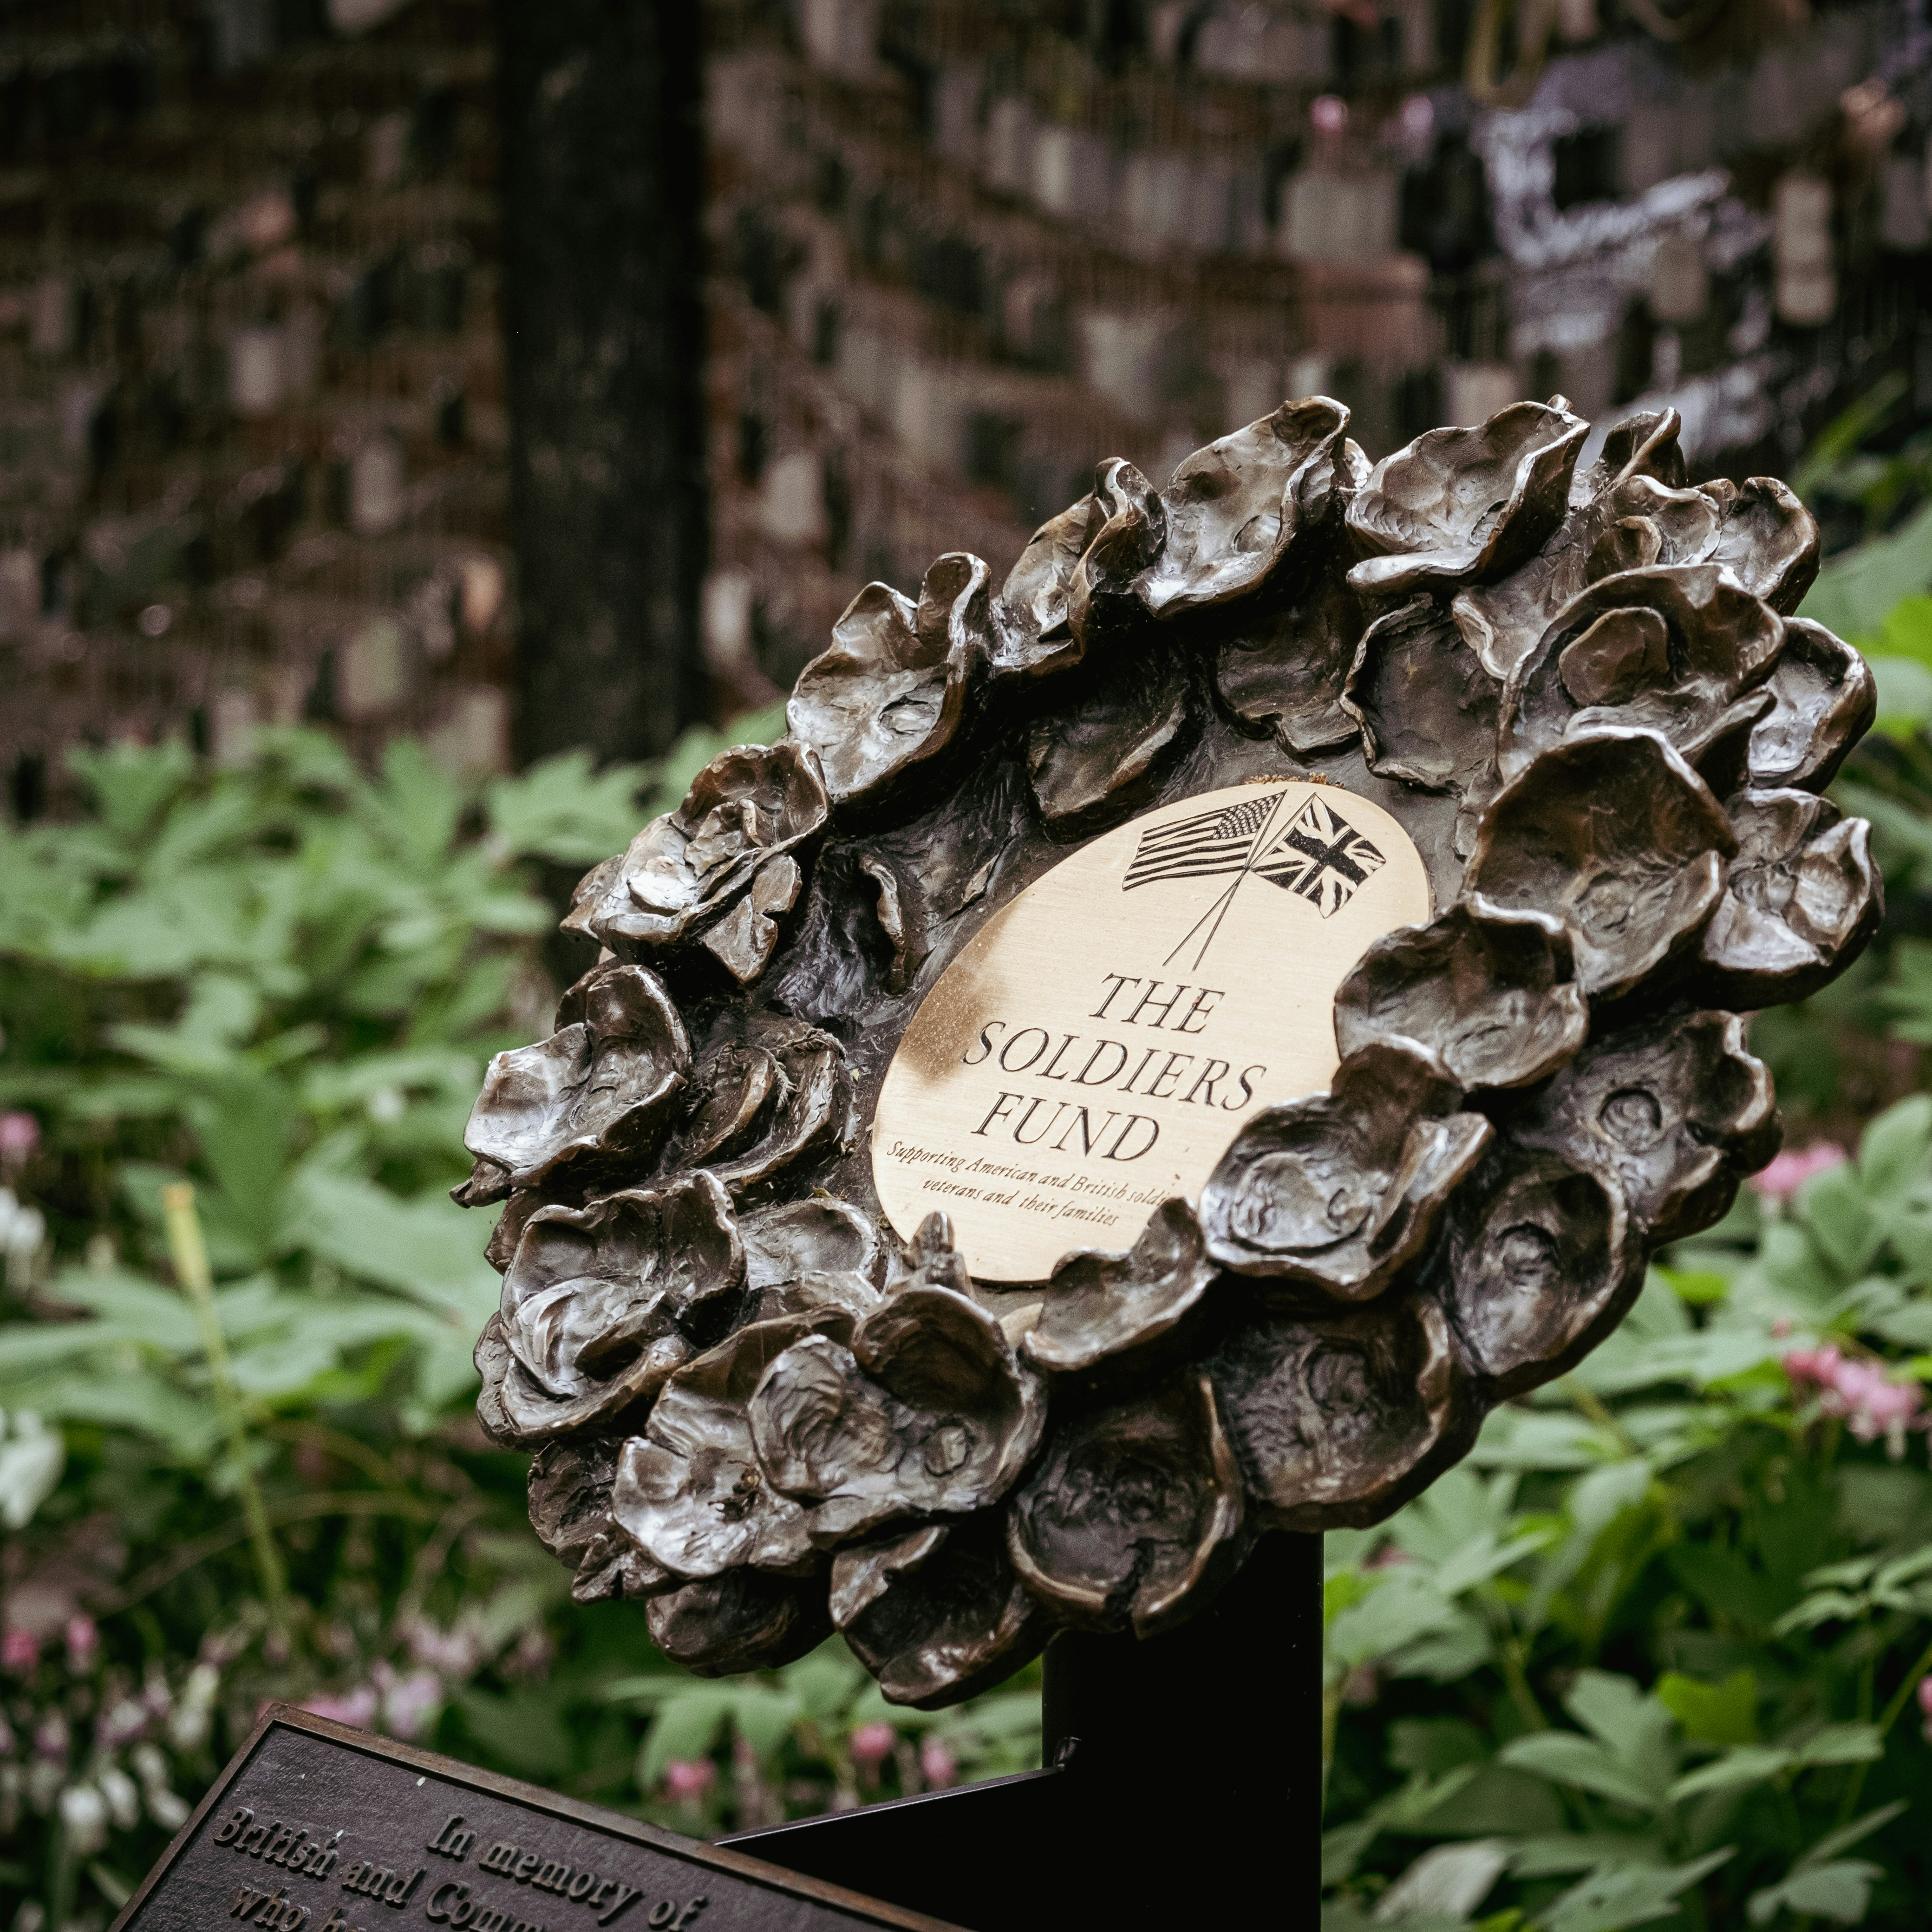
1123 786 1388 971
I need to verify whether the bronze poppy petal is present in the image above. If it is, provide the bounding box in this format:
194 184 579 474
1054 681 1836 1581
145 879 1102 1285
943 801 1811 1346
1334 898 1588 1093
1136 396 1349 617
830 1516 1048 1709
646 1568 832 1676
1501 1011 1777 1242
1444 1144 1640 1396
457 961 690 1204
1466 727 1736 1000
1701 790 1883 1007
1747 618 1876 793
1346 401 1588 595
1005 1371 1245 1637
1199 1046 1491 1301
1209 1296 1462 1529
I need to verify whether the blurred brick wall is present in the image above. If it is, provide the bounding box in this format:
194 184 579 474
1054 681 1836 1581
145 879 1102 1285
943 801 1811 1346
9 0 1931 804
3 0 511 817
702 0 1932 698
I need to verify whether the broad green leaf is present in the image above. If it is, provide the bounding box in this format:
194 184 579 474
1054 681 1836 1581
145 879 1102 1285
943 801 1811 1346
1800 497 1932 640
1388 1719 1488 1777
722 1684 806 1762
1798 1163 1884 1279
1748 1860 1884 1926
1857 1094 1932 1201
1789 1723 1883 1768
1329 1569 1462 1668
1538 1849 1733 1932
1499 1733 1664 1812
1666 1744 1794 1802
1509 1837 1669 1878
1562 1673 1675 1798
1322 1819 1379 1888
485 750 654 865
1656 1670 1757 1746
456 1687 575 1781
1377 1841 1508 1925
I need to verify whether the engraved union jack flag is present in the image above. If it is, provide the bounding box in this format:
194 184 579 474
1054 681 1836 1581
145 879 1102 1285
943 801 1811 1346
1123 786 1386 968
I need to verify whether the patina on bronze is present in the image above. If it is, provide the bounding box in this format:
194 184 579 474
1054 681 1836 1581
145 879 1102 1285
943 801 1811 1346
455 393 1876 1708
108 1706 963 1932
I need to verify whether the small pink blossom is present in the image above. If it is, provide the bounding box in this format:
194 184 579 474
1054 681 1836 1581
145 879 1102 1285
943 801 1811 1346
302 1686 379 1730
1752 1142 1848 1201
919 1738 957 1789
65 1616 98 1673
1311 94 1348 136
1785 1346 1930 1458
381 1669 443 1741
402 1619 482 1676
1920 1674 1932 1743
848 1722 896 1767
34 1711 68 1760
0 1112 39 1168
1 1628 36 1673
662 1759 715 1802
506 1628 554 1680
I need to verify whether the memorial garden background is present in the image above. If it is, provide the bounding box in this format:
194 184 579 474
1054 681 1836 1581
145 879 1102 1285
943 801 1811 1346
7 0 1932 1926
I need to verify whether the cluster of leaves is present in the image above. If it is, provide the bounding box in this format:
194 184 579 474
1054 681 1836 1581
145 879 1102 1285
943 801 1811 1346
1318 1097 1932 1930
0 726 1029 1932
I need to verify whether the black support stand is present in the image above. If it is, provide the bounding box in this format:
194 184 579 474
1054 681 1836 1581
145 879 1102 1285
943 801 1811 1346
720 1532 1324 1931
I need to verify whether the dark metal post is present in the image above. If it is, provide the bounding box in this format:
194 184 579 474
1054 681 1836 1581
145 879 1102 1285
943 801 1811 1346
492 0 710 767
724 1532 1324 1930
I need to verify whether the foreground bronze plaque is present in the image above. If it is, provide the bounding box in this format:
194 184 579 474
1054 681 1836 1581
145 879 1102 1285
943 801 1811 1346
110 1708 959 1932
871 780 1430 1279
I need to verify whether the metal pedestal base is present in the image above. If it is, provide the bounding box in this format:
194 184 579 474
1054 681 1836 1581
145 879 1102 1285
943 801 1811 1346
721 1532 1323 1931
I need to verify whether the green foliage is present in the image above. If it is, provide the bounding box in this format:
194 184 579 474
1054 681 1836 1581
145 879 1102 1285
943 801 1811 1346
9 469 1932 1932
0 721 1027 1932
1321 1101 1932 1930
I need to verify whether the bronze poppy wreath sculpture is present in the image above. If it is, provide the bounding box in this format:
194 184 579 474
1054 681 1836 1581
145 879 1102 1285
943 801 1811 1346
456 396 1879 1707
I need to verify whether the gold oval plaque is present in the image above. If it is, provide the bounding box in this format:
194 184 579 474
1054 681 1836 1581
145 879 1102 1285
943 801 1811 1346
870 779 1434 1281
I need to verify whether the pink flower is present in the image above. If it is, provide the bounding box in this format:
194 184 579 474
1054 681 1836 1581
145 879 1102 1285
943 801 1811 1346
381 1670 443 1741
1 1628 36 1673
65 1616 98 1673
1311 94 1348 136
848 1722 896 1768
0 1113 39 1168
1786 1346 1930 1458
302 1686 379 1730
919 1738 957 1789
1920 1675 1932 1742
506 1628 554 1680
402 1619 482 1676
1783 1345 1844 1387
662 1759 715 1802
1752 1142 1848 1201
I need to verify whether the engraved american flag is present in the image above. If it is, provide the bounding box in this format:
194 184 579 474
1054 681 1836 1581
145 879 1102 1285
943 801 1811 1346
1123 787 1386 965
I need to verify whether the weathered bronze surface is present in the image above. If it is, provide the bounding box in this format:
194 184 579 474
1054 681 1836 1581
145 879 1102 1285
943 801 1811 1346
111 1707 965 1932
463 395 1878 1701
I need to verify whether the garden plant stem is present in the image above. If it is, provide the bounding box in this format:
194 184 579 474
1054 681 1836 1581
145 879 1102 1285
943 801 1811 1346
160 1182 289 1635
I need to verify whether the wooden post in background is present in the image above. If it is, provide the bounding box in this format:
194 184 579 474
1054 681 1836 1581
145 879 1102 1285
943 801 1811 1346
493 0 710 768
